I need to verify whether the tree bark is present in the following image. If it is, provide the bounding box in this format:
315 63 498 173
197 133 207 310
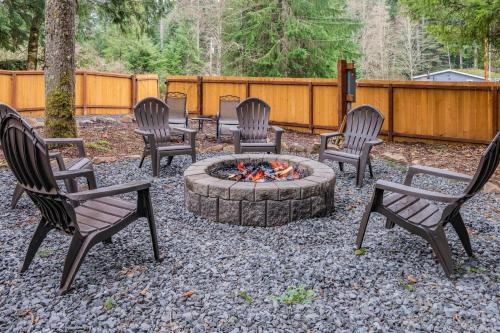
44 0 77 138
26 10 43 70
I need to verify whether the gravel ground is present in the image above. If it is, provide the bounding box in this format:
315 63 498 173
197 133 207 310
0 153 498 333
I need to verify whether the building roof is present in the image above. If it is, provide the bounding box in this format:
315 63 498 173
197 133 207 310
412 69 485 80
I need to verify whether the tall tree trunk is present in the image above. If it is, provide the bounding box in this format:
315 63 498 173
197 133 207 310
26 11 43 70
484 38 489 81
44 0 77 138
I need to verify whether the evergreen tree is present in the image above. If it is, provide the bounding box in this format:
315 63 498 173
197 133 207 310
222 0 360 78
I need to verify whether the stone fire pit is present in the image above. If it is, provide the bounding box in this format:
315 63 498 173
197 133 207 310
184 154 335 227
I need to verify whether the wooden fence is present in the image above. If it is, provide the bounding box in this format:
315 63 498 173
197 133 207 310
165 75 499 144
0 70 159 117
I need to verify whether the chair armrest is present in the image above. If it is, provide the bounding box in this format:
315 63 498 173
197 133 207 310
173 127 197 134
271 126 284 133
66 180 151 201
320 132 343 139
404 165 472 186
45 138 86 157
375 180 460 203
173 127 197 146
54 169 94 181
320 132 343 150
49 152 65 170
366 138 383 146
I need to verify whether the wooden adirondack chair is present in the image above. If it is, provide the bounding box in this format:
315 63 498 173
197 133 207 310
0 103 97 208
356 132 500 277
216 95 240 143
319 105 384 187
232 97 283 154
135 97 197 177
165 91 189 129
0 113 160 294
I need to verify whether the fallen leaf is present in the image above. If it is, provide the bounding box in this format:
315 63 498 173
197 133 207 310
139 286 149 297
406 275 418 284
182 290 194 298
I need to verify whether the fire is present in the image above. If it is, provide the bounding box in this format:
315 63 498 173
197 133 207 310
227 160 300 182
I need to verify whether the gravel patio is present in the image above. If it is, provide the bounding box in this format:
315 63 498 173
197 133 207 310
0 150 498 332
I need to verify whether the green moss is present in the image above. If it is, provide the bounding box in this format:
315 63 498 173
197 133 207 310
45 73 77 138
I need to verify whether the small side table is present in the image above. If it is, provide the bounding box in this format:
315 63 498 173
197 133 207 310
191 116 214 132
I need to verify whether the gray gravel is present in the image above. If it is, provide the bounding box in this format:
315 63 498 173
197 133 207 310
0 153 498 332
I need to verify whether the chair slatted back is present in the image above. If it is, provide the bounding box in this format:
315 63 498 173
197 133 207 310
0 114 76 233
236 98 270 143
0 104 20 149
134 97 171 145
343 105 384 154
463 132 500 199
165 92 187 123
219 95 240 122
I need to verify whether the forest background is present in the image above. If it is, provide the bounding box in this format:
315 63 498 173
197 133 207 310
1 0 499 84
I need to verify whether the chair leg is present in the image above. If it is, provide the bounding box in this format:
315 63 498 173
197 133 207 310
356 161 367 187
86 168 97 190
338 162 344 172
139 190 161 262
368 158 374 178
20 218 52 273
427 228 454 278
191 153 196 163
11 183 25 209
356 202 376 249
167 156 174 166
138 154 146 168
449 213 473 257
59 233 94 295
152 152 160 177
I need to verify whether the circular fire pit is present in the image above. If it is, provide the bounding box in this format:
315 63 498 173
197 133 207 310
184 154 335 227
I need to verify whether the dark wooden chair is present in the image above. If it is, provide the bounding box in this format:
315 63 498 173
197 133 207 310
232 97 283 154
319 105 384 187
0 113 160 294
165 91 189 129
356 132 500 277
216 95 240 143
134 97 197 177
0 103 97 208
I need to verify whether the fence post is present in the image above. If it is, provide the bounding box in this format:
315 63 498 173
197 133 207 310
82 72 88 115
308 82 314 133
493 86 499 138
164 77 168 99
197 76 203 115
337 60 347 127
246 80 251 98
388 83 394 141
11 73 17 109
131 74 137 111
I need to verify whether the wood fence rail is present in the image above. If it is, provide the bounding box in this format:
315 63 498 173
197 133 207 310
166 75 499 144
0 70 159 117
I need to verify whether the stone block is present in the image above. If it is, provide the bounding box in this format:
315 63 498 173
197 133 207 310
200 196 218 220
311 195 327 217
291 198 311 221
241 201 266 226
229 182 255 201
185 189 200 215
254 182 279 201
266 200 290 227
276 182 301 200
293 179 321 198
208 180 235 199
218 199 241 224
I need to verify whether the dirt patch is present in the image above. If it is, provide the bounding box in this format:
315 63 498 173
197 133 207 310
0 120 498 186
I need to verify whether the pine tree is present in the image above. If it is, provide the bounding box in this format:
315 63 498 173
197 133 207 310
222 0 360 78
